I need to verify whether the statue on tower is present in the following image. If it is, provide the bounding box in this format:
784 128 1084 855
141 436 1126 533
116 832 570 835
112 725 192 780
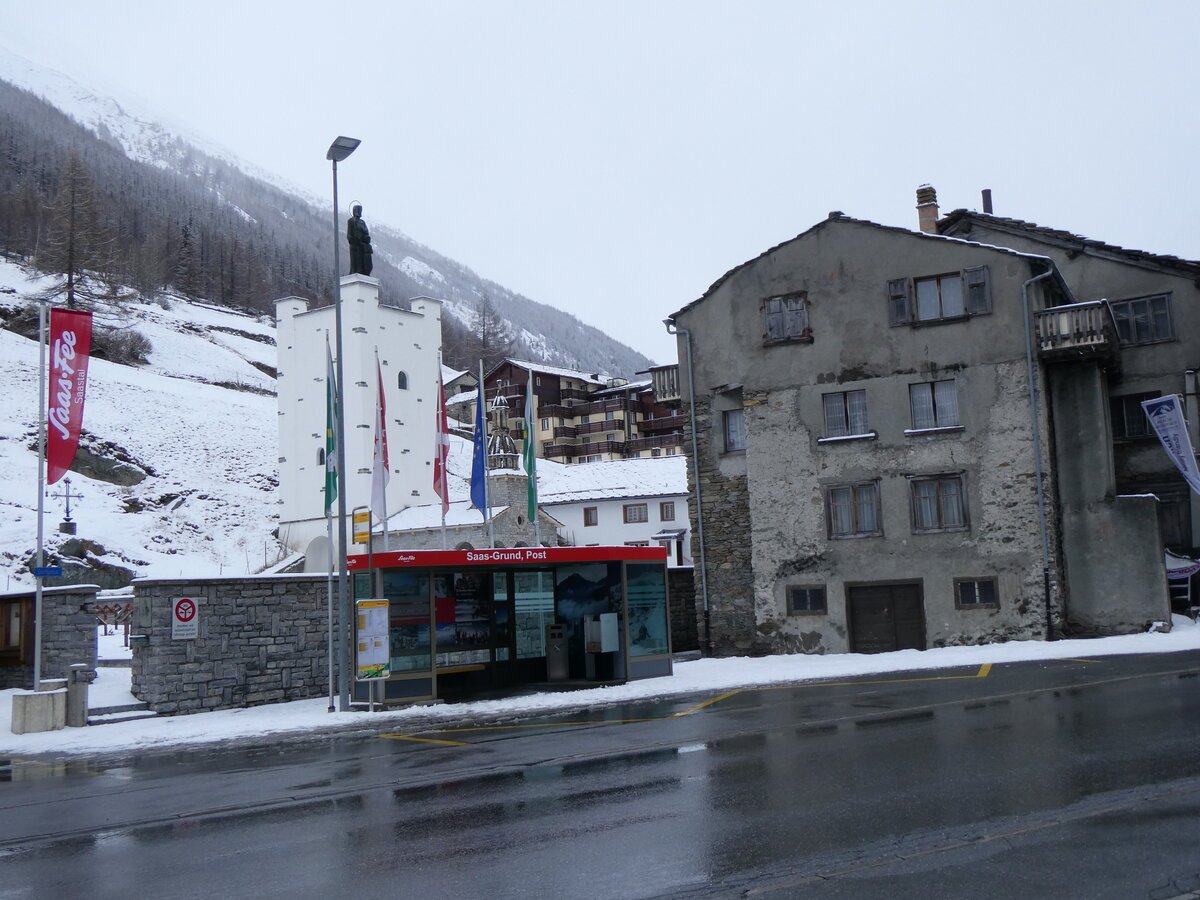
346 203 373 276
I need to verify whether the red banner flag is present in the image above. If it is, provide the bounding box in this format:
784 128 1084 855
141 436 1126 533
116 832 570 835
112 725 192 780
47 308 93 485
433 371 450 514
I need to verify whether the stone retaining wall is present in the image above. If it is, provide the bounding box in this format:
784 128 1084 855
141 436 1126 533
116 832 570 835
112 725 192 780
131 576 337 714
0 585 99 690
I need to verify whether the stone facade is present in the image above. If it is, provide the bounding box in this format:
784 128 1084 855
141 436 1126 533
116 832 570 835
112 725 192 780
0 585 99 690
666 567 699 652
131 575 336 714
669 214 1169 657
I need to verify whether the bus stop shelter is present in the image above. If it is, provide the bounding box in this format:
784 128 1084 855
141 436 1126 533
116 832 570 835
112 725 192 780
346 545 673 703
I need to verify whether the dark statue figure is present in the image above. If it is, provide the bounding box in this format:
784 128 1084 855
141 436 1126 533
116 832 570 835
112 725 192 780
347 204 373 276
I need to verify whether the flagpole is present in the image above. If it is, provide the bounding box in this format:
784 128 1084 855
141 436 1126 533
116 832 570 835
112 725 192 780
374 348 390 552
480 360 494 548
437 353 447 550
325 500 335 712
33 299 47 689
525 366 541 547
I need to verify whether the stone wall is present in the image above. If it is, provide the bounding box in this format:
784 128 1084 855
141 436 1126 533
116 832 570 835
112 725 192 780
686 397 761 655
131 575 336 714
667 567 698 652
0 585 98 690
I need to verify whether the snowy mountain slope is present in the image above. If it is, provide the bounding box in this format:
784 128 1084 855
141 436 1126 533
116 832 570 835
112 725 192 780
0 43 656 377
0 260 286 590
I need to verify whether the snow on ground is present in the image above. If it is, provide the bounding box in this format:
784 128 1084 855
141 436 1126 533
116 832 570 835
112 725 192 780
2 617 1198 757
0 259 285 589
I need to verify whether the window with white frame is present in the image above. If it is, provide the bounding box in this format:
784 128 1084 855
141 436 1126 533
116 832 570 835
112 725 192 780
623 503 648 524
822 390 868 438
762 292 810 344
909 380 960 431
584 507 598 527
825 481 882 538
1110 294 1173 345
723 408 746 452
910 474 968 532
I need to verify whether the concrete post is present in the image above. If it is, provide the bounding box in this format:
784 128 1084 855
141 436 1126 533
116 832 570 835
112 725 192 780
67 663 92 727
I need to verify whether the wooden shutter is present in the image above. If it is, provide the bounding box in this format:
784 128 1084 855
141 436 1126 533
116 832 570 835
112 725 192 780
964 266 991 315
887 279 911 326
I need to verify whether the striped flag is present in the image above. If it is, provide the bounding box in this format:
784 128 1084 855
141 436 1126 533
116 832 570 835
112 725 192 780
324 339 338 512
370 359 389 523
433 369 450 514
523 373 538 519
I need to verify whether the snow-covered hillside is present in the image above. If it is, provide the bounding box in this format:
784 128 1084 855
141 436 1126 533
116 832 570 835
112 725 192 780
0 259 287 590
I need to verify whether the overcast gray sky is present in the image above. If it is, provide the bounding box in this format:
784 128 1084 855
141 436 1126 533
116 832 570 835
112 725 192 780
6 1 1199 363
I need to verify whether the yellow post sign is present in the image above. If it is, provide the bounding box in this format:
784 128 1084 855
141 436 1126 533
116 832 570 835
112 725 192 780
356 599 390 680
352 509 371 545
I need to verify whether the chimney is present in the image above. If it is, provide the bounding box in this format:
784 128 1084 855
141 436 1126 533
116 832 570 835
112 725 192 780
916 184 939 233
981 188 993 214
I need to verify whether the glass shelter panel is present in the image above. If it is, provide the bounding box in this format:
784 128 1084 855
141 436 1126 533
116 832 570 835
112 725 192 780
627 563 670 657
434 571 491 667
515 570 555 659
381 571 432 674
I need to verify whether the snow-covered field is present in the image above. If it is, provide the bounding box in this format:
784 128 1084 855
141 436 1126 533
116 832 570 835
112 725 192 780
2 617 1198 757
0 259 285 589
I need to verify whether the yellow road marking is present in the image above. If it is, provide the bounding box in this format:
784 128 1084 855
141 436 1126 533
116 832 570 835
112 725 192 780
672 690 745 717
380 664 995 745
378 734 471 746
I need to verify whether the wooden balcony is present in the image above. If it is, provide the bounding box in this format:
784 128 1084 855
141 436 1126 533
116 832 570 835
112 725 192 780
639 414 685 434
627 433 682 453
576 419 624 436
1035 301 1120 367
648 364 681 406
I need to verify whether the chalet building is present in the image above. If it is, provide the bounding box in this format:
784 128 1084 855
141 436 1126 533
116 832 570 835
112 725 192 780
664 204 1188 657
483 359 685 464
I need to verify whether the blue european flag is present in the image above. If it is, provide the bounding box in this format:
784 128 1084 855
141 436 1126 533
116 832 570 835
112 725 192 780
470 387 487 511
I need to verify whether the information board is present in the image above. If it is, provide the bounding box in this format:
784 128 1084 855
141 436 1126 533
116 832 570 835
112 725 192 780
172 596 199 640
356 598 390 680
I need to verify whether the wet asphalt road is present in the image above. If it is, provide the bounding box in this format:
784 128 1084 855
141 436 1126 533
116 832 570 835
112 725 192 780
3 652 1200 899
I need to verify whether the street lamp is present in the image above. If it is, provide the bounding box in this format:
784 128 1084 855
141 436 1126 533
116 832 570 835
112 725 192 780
327 135 360 712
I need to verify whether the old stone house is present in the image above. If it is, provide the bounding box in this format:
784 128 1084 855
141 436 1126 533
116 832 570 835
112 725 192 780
666 210 1175 657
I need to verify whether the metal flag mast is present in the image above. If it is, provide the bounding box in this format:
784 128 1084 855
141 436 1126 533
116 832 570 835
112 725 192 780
33 300 47 689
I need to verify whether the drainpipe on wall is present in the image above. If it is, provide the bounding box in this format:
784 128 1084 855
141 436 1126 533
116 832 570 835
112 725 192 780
1021 264 1057 640
1185 369 1200 548
664 318 711 654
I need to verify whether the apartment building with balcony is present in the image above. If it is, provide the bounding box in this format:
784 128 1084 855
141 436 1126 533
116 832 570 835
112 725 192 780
482 359 685 465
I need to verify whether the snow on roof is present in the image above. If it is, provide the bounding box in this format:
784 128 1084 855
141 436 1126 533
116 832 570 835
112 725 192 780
499 358 607 385
537 455 687 504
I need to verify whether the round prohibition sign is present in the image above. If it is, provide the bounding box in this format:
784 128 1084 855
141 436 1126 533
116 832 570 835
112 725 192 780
174 598 197 622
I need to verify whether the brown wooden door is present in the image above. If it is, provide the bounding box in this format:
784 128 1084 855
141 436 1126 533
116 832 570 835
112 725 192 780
847 584 926 654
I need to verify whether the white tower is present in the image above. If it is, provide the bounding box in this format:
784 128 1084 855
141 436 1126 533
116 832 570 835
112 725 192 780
275 275 442 555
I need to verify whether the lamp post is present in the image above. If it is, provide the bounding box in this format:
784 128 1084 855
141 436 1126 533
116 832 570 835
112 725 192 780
327 135 360 711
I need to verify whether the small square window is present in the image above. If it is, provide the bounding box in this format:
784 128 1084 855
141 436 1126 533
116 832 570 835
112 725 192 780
584 507 598 527
909 381 960 430
825 481 882 538
660 501 675 521
910 474 968 532
956 578 998 608
762 292 811 344
823 390 868 438
624 503 648 524
787 586 827 614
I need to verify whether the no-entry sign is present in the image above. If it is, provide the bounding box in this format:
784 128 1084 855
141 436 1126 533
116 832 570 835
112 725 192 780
172 596 199 640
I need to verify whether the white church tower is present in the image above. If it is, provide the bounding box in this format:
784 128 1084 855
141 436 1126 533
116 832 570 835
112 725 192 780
275 274 442 557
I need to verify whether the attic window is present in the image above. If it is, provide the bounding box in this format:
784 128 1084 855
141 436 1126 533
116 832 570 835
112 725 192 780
762 292 811 345
889 266 991 326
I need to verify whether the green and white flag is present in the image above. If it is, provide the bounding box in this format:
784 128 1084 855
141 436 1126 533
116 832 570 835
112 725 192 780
324 338 339 512
523 373 538 520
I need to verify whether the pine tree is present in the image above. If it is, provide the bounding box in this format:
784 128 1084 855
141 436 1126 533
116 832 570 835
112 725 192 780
468 292 515 371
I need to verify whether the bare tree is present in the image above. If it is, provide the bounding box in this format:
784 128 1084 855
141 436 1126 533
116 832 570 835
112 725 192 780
467 292 515 371
36 152 116 309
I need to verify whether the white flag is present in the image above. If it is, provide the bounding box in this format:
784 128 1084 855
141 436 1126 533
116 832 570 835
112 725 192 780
1141 394 1200 495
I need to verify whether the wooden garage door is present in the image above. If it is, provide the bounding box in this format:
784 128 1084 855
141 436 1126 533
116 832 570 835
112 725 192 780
847 584 925 654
